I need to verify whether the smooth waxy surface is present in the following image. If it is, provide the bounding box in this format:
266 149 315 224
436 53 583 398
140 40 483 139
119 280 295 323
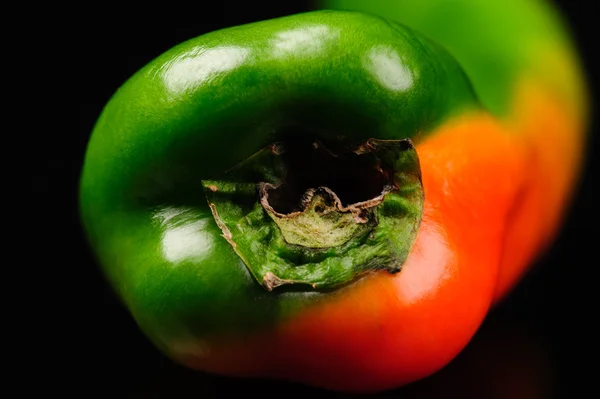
322 0 585 119
80 10 478 344
323 0 588 302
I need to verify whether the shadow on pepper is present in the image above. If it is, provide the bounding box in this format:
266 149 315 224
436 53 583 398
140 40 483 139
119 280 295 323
126 312 555 398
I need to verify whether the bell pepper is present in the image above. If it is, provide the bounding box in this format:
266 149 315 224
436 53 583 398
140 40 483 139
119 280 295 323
80 1 587 394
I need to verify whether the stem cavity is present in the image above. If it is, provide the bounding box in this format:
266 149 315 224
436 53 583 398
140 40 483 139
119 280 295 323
202 138 423 291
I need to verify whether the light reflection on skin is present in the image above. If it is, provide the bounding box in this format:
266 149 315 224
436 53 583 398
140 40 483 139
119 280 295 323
161 46 250 95
364 45 414 92
170 338 212 359
395 214 453 303
153 206 214 264
271 25 340 58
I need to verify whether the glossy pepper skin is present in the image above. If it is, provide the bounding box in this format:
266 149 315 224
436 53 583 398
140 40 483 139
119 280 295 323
323 0 589 303
80 2 587 395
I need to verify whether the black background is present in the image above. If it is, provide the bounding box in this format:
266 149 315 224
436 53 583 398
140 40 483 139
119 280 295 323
70 1 597 397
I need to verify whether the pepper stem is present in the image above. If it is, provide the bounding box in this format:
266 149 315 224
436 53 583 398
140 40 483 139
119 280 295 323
202 138 423 291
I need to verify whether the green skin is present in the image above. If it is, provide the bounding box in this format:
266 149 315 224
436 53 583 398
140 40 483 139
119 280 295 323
80 11 479 350
320 0 582 118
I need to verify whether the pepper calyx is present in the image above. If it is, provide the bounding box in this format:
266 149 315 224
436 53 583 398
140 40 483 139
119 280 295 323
202 138 424 291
